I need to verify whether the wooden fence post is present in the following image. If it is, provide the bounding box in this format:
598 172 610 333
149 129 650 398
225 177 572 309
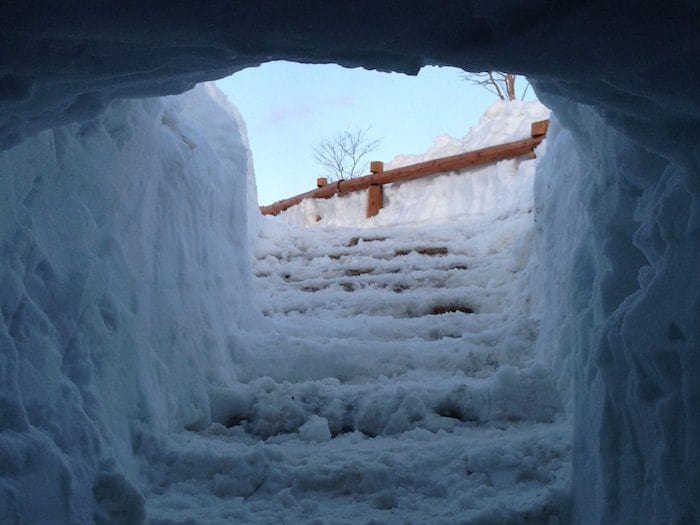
367 161 384 217
367 184 383 218
531 120 549 138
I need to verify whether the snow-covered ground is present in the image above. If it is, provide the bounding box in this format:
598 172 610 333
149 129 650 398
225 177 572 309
139 100 574 523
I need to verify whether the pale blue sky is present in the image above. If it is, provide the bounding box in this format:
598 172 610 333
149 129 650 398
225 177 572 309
216 62 533 205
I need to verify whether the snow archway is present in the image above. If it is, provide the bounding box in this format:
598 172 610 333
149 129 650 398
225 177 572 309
1 3 699 523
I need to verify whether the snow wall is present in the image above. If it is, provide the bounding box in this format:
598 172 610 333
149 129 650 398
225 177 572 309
532 97 700 522
2 3 700 523
0 84 259 522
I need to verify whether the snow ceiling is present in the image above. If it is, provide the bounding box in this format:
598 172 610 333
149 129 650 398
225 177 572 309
3 3 698 152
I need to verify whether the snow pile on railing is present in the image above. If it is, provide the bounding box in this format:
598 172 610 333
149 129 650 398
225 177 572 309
275 100 550 228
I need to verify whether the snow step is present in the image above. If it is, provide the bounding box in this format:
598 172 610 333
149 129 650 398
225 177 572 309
346 235 388 246
257 281 510 318
432 304 475 315
207 368 560 440
256 257 476 282
144 421 571 524
276 246 452 262
395 246 449 257
271 266 475 290
255 310 522 346
344 267 376 277
184 208 560 520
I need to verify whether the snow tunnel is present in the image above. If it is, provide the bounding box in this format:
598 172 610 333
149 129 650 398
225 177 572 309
1 3 699 523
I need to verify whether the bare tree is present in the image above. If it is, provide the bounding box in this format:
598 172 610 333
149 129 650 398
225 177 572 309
312 127 382 182
462 72 530 101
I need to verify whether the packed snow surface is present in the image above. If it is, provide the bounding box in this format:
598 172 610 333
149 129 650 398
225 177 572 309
158 99 571 523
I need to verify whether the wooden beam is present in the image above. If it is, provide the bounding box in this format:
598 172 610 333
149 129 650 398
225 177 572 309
370 161 384 174
367 184 383 218
260 180 342 215
531 119 549 137
260 120 549 216
338 136 543 194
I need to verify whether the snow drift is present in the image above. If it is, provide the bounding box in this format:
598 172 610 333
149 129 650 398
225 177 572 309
277 101 549 228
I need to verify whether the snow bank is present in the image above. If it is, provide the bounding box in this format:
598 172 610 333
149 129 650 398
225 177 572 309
0 83 256 522
532 96 700 523
387 100 548 168
276 101 549 228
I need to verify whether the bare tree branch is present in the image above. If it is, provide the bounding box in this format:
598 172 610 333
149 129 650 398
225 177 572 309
461 72 530 102
520 81 531 101
312 126 383 182
488 72 506 100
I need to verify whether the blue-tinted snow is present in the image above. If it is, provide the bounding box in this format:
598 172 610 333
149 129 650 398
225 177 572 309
1 3 699 522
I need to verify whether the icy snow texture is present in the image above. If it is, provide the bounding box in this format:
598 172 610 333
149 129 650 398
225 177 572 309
160 128 571 521
533 101 700 523
2 2 700 523
0 83 256 522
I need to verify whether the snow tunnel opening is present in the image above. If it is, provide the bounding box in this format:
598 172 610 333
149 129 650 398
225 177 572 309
3 4 700 522
217 62 553 384
217 61 538 208
224 61 549 321
229 58 562 457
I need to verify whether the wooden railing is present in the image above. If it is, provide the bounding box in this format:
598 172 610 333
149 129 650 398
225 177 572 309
260 119 549 218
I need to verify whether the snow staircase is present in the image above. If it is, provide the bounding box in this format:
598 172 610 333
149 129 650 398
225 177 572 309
144 216 571 523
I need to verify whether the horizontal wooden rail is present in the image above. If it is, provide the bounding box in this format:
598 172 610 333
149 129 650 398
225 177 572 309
261 119 549 217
